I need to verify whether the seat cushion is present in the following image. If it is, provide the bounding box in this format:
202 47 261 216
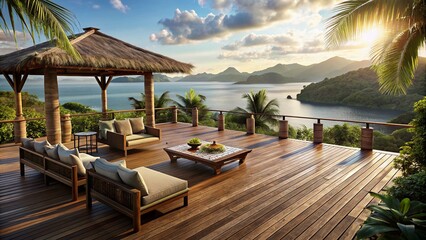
128 117 145 134
127 136 159 147
99 119 116 139
117 165 149 196
114 120 132 136
93 158 126 182
126 133 154 141
134 167 188 205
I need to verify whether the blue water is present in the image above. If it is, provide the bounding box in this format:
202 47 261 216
0 77 404 128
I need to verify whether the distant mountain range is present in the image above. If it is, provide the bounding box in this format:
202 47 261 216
177 56 371 84
113 74 171 83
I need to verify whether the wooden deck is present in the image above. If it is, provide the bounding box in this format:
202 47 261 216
0 123 399 239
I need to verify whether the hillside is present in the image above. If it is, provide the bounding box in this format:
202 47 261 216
297 60 426 111
209 67 250 82
235 72 297 84
178 72 215 82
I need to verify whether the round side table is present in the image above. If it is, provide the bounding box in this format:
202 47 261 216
73 131 98 154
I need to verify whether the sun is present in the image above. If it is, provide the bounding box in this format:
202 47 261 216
359 26 385 45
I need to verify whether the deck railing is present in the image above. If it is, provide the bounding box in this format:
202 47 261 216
0 106 411 150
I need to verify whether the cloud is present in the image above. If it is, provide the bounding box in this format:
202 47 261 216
222 33 299 50
92 4 100 9
0 31 28 54
152 0 337 44
110 0 129 13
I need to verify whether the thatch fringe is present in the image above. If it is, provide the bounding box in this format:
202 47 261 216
0 28 193 74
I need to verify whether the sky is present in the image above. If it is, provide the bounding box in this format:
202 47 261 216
0 0 425 75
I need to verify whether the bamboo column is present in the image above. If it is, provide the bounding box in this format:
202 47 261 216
144 72 155 127
61 114 72 143
95 76 113 120
44 69 61 144
3 73 28 142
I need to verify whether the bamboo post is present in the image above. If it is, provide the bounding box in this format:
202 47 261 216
192 107 198 127
144 72 155 127
361 124 374 150
44 69 62 144
4 73 28 142
61 114 72 143
172 106 178 123
246 114 255 135
313 119 323 143
218 112 225 131
278 117 288 139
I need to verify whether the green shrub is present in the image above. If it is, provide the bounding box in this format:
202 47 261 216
324 123 360 147
394 97 426 175
0 105 15 143
24 108 46 138
357 192 426 239
387 171 426 202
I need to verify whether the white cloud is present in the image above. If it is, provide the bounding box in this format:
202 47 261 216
92 4 100 9
222 33 299 50
0 31 28 54
110 0 129 13
151 0 338 44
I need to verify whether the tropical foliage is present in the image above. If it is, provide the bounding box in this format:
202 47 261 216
326 0 426 95
356 192 426 239
174 88 208 120
394 97 426 175
128 91 172 109
388 171 426 202
228 89 279 132
0 0 79 58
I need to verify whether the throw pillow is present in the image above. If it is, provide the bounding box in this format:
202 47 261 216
117 165 149 196
34 140 50 154
21 138 34 150
128 117 145 134
114 119 132 136
45 144 60 160
93 158 126 182
58 144 79 165
70 154 86 176
99 119 116 139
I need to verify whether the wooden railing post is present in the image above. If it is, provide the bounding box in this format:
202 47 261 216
218 111 225 131
361 124 374 150
61 114 72 143
313 119 323 143
278 116 288 139
14 116 27 143
246 114 255 135
172 106 178 123
192 107 198 127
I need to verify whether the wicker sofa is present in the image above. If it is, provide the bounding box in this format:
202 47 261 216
20 143 96 201
86 163 189 232
98 118 161 157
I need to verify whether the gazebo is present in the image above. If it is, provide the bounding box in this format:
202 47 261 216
0 27 193 144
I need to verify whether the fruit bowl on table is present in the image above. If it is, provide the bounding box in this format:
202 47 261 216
187 142 202 150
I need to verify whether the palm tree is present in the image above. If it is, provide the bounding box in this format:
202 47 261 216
173 88 207 119
1 0 79 58
325 0 425 95
230 89 280 131
128 91 172 109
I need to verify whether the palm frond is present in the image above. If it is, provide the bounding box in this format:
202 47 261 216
375 26 424 95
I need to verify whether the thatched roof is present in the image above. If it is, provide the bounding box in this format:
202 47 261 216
0 27 193 76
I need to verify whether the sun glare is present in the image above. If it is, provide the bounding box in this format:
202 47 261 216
359 27 384 45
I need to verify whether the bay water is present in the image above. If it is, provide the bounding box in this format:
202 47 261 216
0 78 404 129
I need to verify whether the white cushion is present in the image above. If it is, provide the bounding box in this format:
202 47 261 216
117 165 149 196
45 144 59 160
21 138 34 150
70 154 86 176
79 153 97 169
58 144 79 165
34 140 50 154
93 158 126 182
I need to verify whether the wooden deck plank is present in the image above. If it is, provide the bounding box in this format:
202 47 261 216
0 123 399 239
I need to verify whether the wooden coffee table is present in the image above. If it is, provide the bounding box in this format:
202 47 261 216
164 143 252 175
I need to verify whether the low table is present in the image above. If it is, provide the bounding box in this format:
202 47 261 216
164 143 252 175
73 131 98 154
